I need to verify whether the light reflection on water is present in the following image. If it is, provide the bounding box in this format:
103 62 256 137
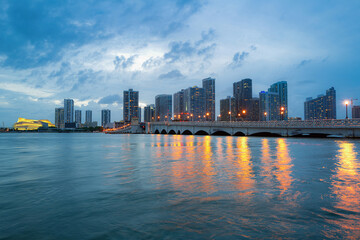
0 133 360 239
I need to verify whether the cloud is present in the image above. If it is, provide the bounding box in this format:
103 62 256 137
298 59 312 68
142 57 163 69
230 51 249 68
0 82 54 98
196 28 216 45
159 70 184 79
98 94 122 105
113 55 137 70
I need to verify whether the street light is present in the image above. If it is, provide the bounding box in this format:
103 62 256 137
345 101 349 119
264 112 267 121
280 107 285 121
228 111 231 122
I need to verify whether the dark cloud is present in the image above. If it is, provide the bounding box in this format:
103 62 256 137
159 70 184 79
0 0 204 69
230 51 249 68
114 55 137 70
71 69 102 91
98 94 122 105
164 30 216 62
298 59 312 68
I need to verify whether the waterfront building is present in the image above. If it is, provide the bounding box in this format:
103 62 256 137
248 98 260 121
268 81 288 120
233 78 252 120
259 91 281 121
352 106 360 119
14 118 55 131
75 110 82 124
304 87 336 120
202 77 216 121
64 99 74 123
173 90 185 121
123 89 139 122
220 96 236 121
183 86 206 121
101 109 111 127
85 110 92 123
55 107 64 128
155 94 172 121
144 104 155 122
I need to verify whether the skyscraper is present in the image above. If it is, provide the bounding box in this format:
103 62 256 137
101 109 111 127
75 110 81 124
304 87 336 120
202 77 215 121
248 98 260 121
123 89 139 122
55 107 64 128
85 110 92 123
144 104 155 122
64 99 74 123
173 90 185 121
220 96 236 121
259 91 281 121
183 86 206 121
233 78 252 120
269 81 288 120
155 94 172 121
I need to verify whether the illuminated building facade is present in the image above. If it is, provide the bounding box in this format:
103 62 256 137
183 86 206 121
202 77 215 121
173 90 185 121
269 81 288 120
259 91 281 121
101 109 111 127
14 118 55 131
220 96 236 121
233 78 252 120
64 99 74 123
123 89 139 122
144 104 155 122
304 87 336 120
55 107 64 128
155 94 172 121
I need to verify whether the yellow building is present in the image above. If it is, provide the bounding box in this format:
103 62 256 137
13 118 55 131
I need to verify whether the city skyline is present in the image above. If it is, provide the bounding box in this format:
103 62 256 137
0 1 360 126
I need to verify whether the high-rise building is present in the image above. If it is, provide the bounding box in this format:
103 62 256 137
85 110 92 123
173 90 185 121
144 104 155 122
202 77 215 121
220 96 236 121
123 89 139 122
304 87 336 120
248 98 260 121
233 78 252 120
183 86 206 121
64 99 74 123
155 94 172 121
259 91 281 121
138 107 142 122
101 109 111 127
352 106 360 119
269 81 288 120
75 110 81 124
55 107 64 128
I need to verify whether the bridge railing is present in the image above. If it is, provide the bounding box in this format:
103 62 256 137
149 119 360 128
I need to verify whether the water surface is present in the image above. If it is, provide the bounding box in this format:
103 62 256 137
0 133 360 239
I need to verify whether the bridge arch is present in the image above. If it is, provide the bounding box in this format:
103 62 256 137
182 130 193 135
154 129 160 134
233 131 245 136
177 130 180 135
194 130 209 135
211 130 231 136
250 132 282 137
161 129 167 134
168 129 176 135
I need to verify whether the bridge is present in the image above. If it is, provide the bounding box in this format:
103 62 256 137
146 119 360 138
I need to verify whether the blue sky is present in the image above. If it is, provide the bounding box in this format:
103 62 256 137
0 0 360 126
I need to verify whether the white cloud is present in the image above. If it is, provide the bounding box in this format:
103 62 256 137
0 83 54 98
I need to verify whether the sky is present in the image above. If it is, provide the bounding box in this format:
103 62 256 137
0 0 360 126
